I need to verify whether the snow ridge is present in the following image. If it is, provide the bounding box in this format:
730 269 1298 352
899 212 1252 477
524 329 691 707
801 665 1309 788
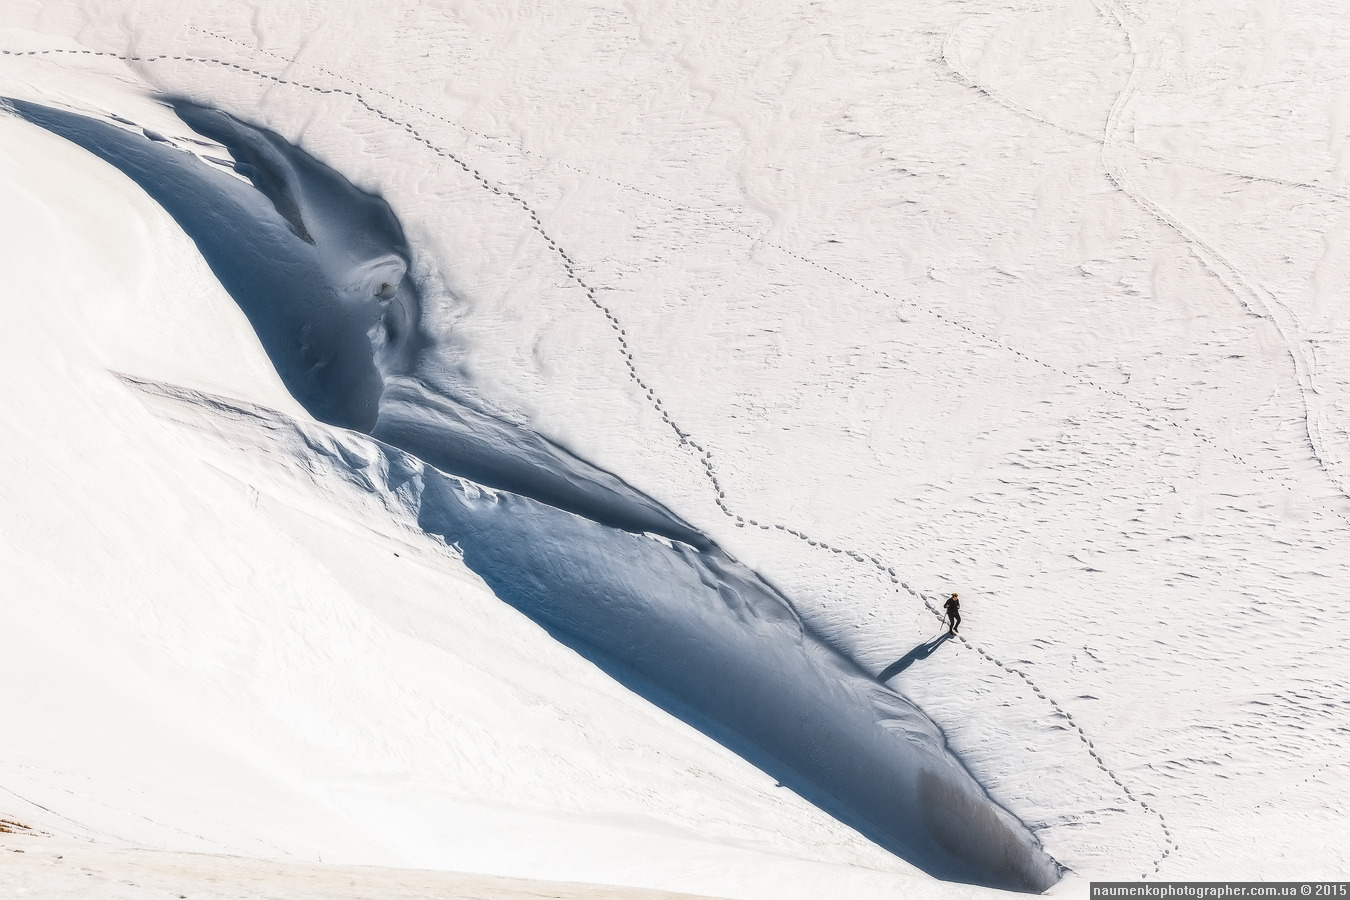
5 90 1065 889
123 374 1063 892
1 41 1184 876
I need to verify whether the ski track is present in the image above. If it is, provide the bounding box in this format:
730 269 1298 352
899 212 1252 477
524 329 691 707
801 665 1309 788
1083 3 1348 876
942 5 1350 539
0 39 1224 875
1089 0 1350 530
939 16 1350 205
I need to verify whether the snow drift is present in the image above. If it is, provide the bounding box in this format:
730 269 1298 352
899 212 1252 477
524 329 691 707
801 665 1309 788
6 97 1060 892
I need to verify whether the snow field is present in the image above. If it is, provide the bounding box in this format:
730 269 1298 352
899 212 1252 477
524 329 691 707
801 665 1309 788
5 0 1350 892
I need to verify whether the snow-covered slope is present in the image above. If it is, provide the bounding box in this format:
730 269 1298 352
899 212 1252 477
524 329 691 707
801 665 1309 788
5 91 1058 889
4 0 1350 895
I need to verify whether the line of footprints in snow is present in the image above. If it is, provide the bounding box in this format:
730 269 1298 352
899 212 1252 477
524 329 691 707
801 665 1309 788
3 43 1178 876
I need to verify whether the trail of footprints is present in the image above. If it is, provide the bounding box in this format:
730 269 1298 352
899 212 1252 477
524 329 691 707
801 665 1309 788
3 42 1182 874
1251 759 1340 813
952 624 1177 874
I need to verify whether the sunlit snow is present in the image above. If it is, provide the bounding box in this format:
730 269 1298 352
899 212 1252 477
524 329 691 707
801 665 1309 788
3 0 1349 897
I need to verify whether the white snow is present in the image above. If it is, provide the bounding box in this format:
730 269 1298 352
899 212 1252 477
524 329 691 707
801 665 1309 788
4 0 1350 896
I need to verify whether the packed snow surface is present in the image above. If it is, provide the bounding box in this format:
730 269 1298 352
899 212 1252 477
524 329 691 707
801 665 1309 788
4 0 1350 896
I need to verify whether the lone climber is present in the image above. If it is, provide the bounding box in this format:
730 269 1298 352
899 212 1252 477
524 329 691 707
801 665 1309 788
944 593 961 634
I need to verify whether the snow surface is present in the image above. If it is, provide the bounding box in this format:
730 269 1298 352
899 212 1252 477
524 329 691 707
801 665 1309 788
0 832 727 900
4 91 1058 888
4 0 1350 896
0 89 961 900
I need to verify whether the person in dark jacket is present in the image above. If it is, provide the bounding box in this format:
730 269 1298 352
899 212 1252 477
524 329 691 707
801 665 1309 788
944 593 961 634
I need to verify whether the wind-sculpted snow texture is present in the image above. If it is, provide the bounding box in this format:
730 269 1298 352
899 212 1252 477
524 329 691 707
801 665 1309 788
10 99 1059 891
